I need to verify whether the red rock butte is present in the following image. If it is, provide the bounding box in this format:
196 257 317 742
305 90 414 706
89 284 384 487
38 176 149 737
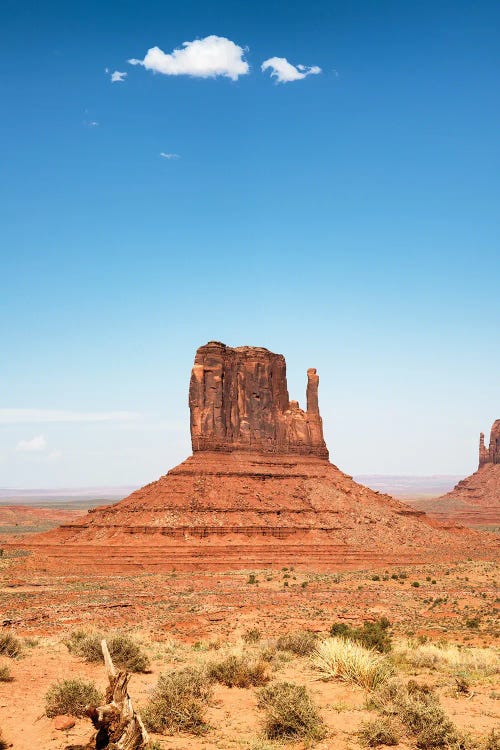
410 420 500 529
15 342 499 572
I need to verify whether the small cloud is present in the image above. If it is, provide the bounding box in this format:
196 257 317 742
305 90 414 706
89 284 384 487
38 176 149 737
16 434 47 452
111 70 127 83
129 35 249 81
47 449 62 462
160 152 180 160
0 409 141 424
261 57 321 83
84 120 99 128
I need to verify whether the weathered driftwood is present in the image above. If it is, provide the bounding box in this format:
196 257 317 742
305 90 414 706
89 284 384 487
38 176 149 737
81 639 149 750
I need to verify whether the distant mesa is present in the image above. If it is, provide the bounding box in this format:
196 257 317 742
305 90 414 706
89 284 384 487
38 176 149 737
408 419 500 530
10 342 499 572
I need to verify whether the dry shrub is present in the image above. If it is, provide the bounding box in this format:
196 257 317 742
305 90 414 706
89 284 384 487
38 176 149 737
0 730 7 750
142 667 212 735
396 641 499 677
0 633 21 658
357 716 400 746
484 729 499 750
66 630 149 672
207 653 269 687
276 630 318 656
374 679 458 748
257 681 326 741
0 665 13 682
243 628 262 644
313 637 393 690
45 678 102 717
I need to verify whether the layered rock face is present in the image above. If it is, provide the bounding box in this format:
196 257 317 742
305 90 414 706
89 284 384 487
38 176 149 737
14 343 498 572
189 342 328 458
408 419 500 529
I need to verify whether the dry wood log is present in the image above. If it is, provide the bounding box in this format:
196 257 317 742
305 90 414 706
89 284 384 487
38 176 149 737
76 639 149 750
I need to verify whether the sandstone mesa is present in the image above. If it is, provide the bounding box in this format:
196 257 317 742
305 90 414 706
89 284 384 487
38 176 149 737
11 342 499 572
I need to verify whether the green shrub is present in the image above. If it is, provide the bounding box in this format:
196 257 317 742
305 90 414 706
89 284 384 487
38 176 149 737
66 630 149 672
45 678 102 717
329 618 392 653
276 631 318 656
257 681 326 741
465 617 480 629
357 717 400 746
0 633 21 658
0 666 13 682
412 581 420 588
247 573 257 584
142 667 212 735
207 654 269 687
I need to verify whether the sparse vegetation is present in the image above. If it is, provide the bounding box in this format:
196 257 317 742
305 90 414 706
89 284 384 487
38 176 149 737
395 641 499 677
66 630 150 672
373 679 459 748
142 667 212 735
243 628 262 644
313 637 393 690
0 633 21 658
0 665 13 682
207 653 269 687
276 630 318 656
257 681 326 741
45 678 102 717
357 716 400 746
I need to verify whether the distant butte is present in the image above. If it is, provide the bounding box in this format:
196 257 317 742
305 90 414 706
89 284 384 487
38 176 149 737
12 342 499 572
409 420 500 529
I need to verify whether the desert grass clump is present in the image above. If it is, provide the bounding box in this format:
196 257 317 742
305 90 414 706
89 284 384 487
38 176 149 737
66 630 150 672
313 637 393 690
396 641 499 677
207 653 269 688
357 717 400 746
243 628 262 644
0 665 13 682
0 632 22 658
276 630 318 656
142 667 213 735
257 681 326 741
45 678 102 717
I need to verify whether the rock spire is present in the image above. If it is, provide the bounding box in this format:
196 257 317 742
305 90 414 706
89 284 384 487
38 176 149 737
479 420 500 468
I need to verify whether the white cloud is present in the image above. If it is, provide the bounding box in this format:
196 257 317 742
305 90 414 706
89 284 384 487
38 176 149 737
47 449 62 462
160 152 180 160
16 435 47 452
111 70 127 83
129 35 249 80
261 57 321 83
0 410 141 424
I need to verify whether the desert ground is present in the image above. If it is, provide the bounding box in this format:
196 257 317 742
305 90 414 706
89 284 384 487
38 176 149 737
0 547 498 750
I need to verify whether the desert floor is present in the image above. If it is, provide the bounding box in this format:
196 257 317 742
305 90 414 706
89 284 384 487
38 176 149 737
0 553 498 749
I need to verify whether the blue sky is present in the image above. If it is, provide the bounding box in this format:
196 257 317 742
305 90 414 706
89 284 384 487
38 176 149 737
1 0 499 487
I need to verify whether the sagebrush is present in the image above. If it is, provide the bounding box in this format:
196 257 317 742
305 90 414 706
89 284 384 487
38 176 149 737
142 667 212 735
257 681 326 741
45 678 102 717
